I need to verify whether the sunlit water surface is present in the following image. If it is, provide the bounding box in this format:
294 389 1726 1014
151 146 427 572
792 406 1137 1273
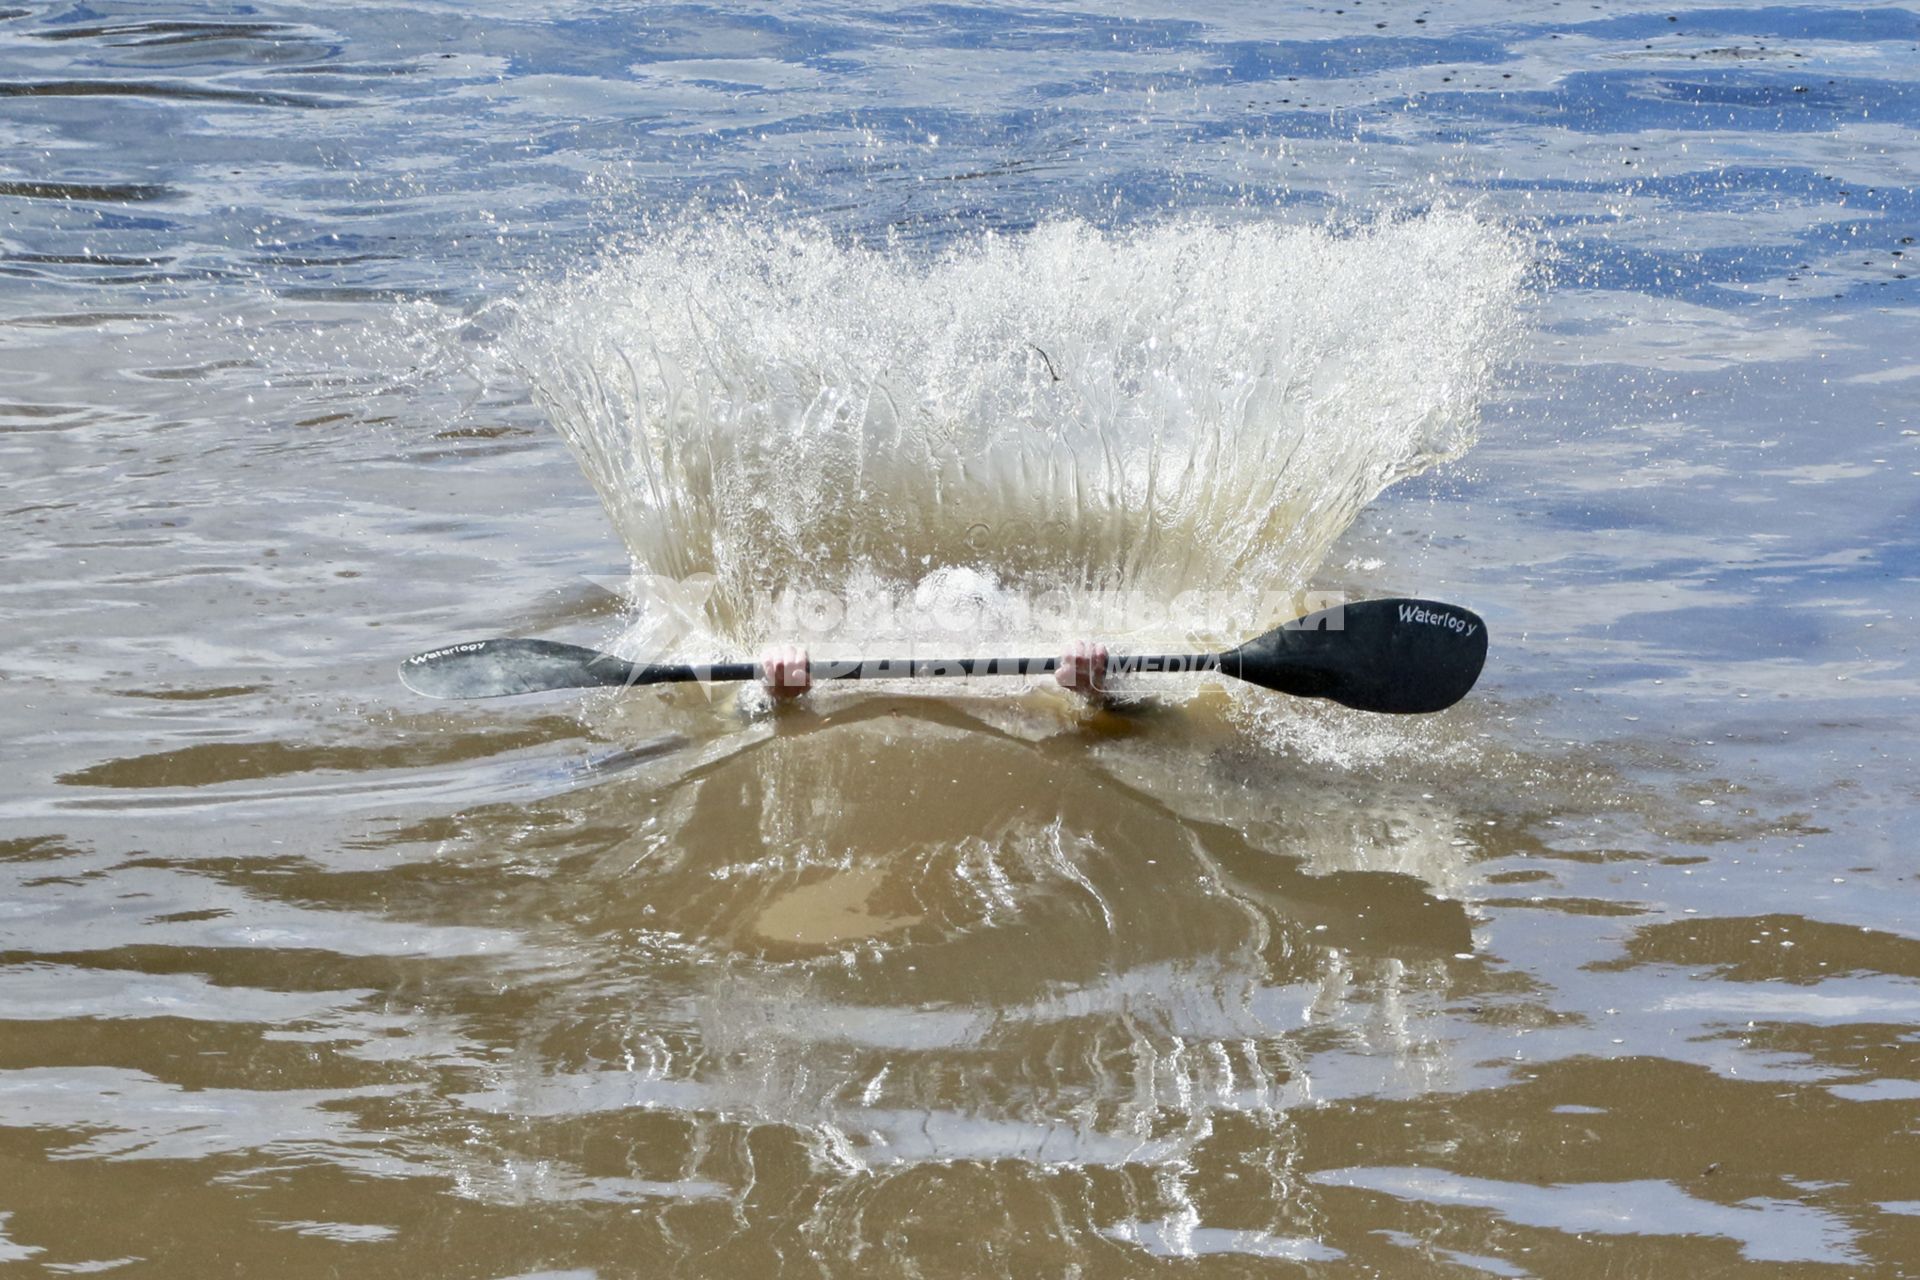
2 1 1917 1275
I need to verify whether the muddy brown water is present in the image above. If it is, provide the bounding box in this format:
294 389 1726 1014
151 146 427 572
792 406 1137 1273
5 2 1920 1276
5 292 1917 1276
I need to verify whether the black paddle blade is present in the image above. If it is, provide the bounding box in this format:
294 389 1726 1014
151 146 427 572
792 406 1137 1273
1218 598 1487 714
399 638 640 700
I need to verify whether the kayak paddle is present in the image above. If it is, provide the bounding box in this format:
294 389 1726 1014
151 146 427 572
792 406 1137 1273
399 598 1486 715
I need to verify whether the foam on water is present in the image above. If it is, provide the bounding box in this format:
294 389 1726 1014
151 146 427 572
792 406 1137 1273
506 212 1527 658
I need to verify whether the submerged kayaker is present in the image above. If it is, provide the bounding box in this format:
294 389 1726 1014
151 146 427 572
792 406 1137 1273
758 642 1110 703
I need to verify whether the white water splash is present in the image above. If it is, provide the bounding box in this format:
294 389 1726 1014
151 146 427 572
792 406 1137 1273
507 212 1526 657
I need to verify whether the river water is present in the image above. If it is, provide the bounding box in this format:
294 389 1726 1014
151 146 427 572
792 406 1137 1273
3 2 1918 1275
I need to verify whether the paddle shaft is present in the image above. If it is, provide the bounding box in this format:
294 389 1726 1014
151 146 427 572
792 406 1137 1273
644 653 1219 684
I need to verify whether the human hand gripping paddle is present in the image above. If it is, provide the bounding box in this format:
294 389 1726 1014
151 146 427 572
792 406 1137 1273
399 598 1487 715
